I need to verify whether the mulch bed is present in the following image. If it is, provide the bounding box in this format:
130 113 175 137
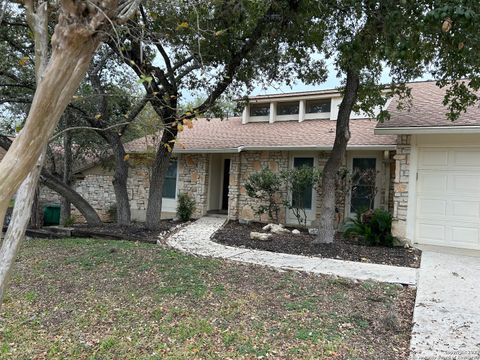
71 220 185 243
214 221 421 268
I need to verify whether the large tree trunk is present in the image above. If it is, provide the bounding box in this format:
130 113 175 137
0 27 101 234
145 128 177 230
314 70 360 244
111 135 131 225
0 150 45 305
60 128 72 225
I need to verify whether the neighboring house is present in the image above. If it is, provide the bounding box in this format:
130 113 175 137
37 80 480 251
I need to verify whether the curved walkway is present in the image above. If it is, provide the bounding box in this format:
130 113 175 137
166 217 418 285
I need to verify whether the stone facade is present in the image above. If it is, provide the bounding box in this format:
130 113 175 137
391 135 411 242
39 148 397 226
177 154 210 218
235 151 290 223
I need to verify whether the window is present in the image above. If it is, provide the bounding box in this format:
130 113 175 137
249 103 270 117
350 158 377 213
162 159 178 199
306 99 331 113
277 101 299 116
292 157 314 209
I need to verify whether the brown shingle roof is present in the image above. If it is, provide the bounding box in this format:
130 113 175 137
124 117 396 153
377 81 480 128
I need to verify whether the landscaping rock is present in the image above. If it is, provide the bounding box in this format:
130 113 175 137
292 229 301 235
250 231 273 241
262 223 290 234
308 227 319 235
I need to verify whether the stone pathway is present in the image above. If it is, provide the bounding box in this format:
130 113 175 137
410 251 480 359
166 217 418 285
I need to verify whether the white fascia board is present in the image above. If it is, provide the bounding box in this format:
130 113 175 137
375 126 480 135
146 144 397 155
173 147 242 154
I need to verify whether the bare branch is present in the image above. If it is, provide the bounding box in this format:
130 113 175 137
49 122 131 141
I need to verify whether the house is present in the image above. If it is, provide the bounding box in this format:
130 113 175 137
37 80 480 251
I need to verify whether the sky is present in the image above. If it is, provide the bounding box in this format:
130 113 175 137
250 60 433 97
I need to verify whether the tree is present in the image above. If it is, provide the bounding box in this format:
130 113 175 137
305 0 428 243
0 134 102 225
0 0 140 307
422 2 480 119
112 0 325 229
0 10 147 226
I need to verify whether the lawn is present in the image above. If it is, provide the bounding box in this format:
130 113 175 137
0 238 415 359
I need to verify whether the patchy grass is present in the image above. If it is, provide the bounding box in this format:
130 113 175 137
0 238 415 359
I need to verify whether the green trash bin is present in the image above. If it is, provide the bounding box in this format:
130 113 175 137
43 204 61 226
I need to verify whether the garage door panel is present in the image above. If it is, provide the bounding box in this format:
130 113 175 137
451 174 480 193
416 222 446 242
453 150 480 167
417 173 447 192
451 201 480 219
417 198 446 216
451 227 479 245
418 149 448 167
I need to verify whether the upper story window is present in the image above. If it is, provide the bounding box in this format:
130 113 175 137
306 99 331 114
249 103 270 117
277 101 299 116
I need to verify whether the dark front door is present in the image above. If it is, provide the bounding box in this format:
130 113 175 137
221 159 231 210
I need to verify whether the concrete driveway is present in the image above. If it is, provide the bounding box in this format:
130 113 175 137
410 248 480 359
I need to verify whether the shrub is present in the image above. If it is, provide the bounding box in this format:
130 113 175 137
343 208 395 247
177 193 196 221
281 166 321 226
63 216 76 227
244 167 283 222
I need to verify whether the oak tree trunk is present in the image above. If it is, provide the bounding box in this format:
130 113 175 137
145 128 177 230
111 135 131 225
315 70 360 244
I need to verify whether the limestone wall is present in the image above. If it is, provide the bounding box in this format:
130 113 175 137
236 151 290 223
177 154 209 218
391 135 411 241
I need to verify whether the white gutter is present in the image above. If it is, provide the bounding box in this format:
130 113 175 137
375 126 480 135
173 147 242 154
174 144 396 153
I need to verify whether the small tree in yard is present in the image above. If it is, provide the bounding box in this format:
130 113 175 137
281 166 321 227
245 167 282 223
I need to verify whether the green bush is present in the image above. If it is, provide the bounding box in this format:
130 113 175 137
244 167 282 222
63 216 76 227
177 193 196 221
343 208 395 247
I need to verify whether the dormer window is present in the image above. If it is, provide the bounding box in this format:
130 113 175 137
277 101 299 116
250 103 270 117
306 99 331 113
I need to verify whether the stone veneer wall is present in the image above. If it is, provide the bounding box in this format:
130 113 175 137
391 135 411 241
177 154 209 218
39 164 160 223
235 151 290 223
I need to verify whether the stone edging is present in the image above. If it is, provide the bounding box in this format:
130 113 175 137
166 217 418 286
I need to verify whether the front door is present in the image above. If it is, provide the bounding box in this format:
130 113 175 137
221 159 230 210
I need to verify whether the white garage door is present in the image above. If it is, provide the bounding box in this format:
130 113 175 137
416 147 480 250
